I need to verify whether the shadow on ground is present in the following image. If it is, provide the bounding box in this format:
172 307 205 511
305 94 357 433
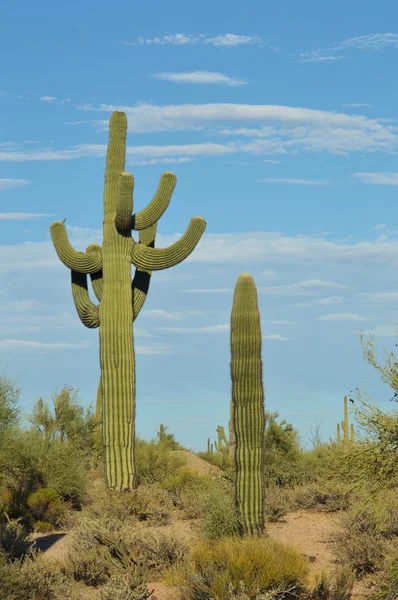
32 532 67 553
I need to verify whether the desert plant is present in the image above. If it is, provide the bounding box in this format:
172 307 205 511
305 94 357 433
166 536 308 599
230 273 266 535
50 110 206 491
0 515 31 561
27 488 64 527
135 438 186 485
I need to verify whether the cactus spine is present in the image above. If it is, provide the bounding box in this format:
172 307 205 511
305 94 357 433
231 273 266 535
50 111 206 491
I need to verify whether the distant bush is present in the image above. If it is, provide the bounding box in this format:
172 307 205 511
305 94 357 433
266 486 294 522
293 482 352 513
166 536 309 599
135 439 186 485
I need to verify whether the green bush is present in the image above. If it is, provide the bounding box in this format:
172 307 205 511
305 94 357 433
135 439 186 485
166 536 309 599
33 521 54 534
201 486 240 539
293 482 352 513
266 486 293 522
27 488 64 527
0 516 31 561
0 550 76 599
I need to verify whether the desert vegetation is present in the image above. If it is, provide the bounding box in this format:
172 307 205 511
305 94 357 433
1 111 398 600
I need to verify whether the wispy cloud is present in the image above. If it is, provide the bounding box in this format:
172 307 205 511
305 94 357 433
261 178 330 186
121 33 267 48
353 172 398 185
299 33 398 64
0 178 30 191
263 334 291 341
156 324 229 334
128 157 194 166
0 213 54 220
359 324 398 337
142 309 202 321
343 103 374 108
152 71 247 87
180 288 233 293
258 279 348 297
359 291 398 304
40 96 71 104
315 312 368 322
136 343 174 355
0 339 90 350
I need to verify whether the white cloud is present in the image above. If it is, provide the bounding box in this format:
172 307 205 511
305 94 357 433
261 178 330 186
298 53 345 63
40 96 71 104
136 343 174 355
0 213 54 220
312 296 345 305
262 320 295 325
0 178 30 191
0 339 90 350
128 157 194 166
343 103 374 108
263 159 281 164
152 71 247 87
180 288 233 293
299 33 398 64
258 279 348 296
263 334 290 341
315 312 368 322
156 324 229 334
353 172 398 185
142 309 201 321
359 291 398 304
359 324 398 337
122 33 265 47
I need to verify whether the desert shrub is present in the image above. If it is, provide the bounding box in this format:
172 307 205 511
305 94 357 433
201 485 240 539
27 488 64 527
161 470 217 516
33 521 54 534
197 447 233 472
370 548 398 600
131 483 174 524
334 494 398 576
310 566 355 600
39 439 87 506
0 550 76 599
293 482 352 513
166 536 309 599
135 439 186 485
0 516 31 561
266 486 294 522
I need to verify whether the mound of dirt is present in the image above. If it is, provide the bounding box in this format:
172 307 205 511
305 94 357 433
171 450 223 476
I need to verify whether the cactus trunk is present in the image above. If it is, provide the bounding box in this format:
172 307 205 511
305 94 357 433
231 273 266 536
50 111 206 491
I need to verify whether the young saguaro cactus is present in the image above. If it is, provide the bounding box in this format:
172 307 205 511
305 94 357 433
50 111 206 491
231 273 266 536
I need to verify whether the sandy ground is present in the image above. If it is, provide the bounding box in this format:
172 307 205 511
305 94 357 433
31 452 376 599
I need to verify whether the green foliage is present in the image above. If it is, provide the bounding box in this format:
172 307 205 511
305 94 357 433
370 549 398 600
0 373 21 432
167 536 309 599
27 488 63 527
310 566 355 600
29 386 96 456
0 516 31 561
135 438 186 485
201 485 240 539
334 491 398 575
0 551 76 600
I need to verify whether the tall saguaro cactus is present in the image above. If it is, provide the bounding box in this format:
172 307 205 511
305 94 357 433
50 111 206 491
230 273 266 535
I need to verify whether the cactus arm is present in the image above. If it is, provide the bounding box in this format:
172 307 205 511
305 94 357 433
115 172 176 231
51 222 102 274
71 271 100 328
90 271 103 302
131 217 206 271
132 223 156 320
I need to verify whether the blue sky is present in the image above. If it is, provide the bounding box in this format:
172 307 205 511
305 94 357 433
1 0 398 449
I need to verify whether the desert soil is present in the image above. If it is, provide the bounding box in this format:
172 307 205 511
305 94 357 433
31 452 376 600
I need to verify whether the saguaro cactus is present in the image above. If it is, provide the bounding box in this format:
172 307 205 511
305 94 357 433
230 273 266 535
216 425 228 451
341 395 349 444
50 111 206 491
